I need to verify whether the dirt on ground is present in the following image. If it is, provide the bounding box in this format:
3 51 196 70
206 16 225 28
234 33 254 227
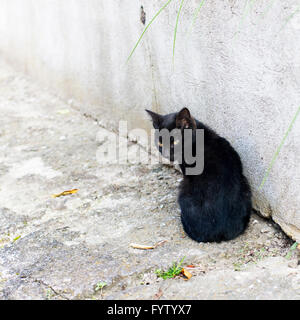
0 59 299 300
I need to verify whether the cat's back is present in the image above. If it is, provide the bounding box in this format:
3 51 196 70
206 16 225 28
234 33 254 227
179 122 252 242
196 121 243 182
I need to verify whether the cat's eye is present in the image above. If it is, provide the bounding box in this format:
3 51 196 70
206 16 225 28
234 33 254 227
158 140 179 147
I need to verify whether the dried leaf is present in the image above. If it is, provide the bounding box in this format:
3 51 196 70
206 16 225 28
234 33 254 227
130 240 167 250
130 243 155 250
181 268 192 280
52 189 79 198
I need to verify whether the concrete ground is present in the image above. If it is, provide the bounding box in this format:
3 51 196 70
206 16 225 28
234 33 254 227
0 59 299 300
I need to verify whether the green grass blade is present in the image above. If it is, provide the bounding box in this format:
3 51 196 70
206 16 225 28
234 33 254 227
233 0 256 40
177 256 185 268
173 0 185 65
285 242 298 259
280 3 300 32
127 0 173 63
259 105 300 190
13 235 21 242
260 0 276 21
155 256 186 279
187 0 205 36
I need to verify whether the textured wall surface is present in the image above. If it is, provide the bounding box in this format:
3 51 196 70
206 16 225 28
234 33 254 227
0 0 299 240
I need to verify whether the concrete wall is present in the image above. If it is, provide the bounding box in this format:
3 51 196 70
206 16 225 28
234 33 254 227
0 0 299 241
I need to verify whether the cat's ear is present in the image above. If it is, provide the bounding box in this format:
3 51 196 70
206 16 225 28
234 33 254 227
176 108 195 129
145 109 162 129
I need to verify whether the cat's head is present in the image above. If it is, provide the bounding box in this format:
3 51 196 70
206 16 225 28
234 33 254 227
146 108 196 161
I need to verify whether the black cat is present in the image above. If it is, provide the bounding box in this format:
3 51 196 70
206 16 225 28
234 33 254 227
146 108 252 243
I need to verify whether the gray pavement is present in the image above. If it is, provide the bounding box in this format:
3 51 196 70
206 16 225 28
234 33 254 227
0 60 299 300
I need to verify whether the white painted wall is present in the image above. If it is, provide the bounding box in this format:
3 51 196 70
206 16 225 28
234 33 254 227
0 0 299 240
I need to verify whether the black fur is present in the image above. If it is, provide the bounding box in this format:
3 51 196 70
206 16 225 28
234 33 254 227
146 108 252 243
